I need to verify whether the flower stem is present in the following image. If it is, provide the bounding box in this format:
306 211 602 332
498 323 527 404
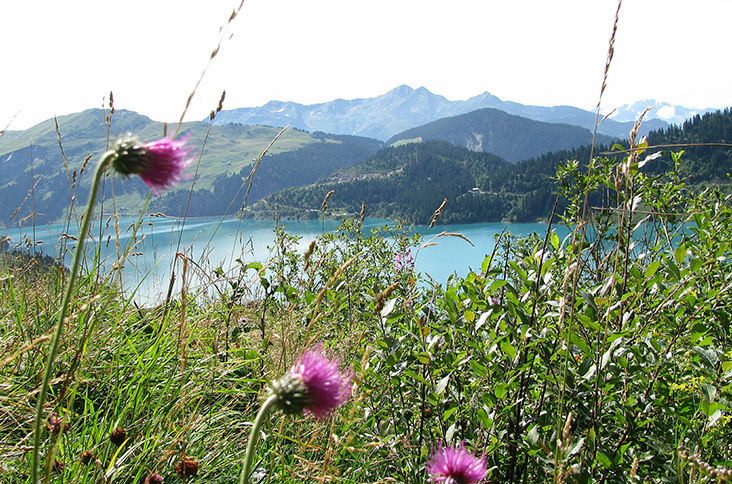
239 394 279 484
31 152 113 484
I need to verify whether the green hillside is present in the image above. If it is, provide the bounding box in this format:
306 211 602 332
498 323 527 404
0 109 382 225
246 109 732 225
386 107 614 163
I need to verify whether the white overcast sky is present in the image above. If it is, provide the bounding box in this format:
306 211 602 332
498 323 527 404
1 0 730 131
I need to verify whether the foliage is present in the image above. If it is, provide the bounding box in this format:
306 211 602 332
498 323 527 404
0 110 381 226
249 109 732 225
3 140 732 483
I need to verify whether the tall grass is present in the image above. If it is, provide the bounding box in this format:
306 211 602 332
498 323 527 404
3 0 732 483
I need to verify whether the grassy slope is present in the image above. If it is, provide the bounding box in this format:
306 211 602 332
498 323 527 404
0 109 328 191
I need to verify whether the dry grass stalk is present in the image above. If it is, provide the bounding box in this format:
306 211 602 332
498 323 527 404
79 154 93 177
176 0 245 132
210 90 227 121
303 239 317 272
242 126 289 210
357 201 366 230
307 253 362 335
429 198 447 228
10 177 43 221
419 231 474 250
374 281 400 313
54 116 71 182
590 0 622 156
322 190 335 213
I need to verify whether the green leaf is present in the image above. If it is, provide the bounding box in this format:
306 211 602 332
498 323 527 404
567 437 585 456
490 279 508 292
645 260 661 279
494 382 508 400
443 405 459 421
596 450 613 469
446 422 457 442
693 346 719 370
577 314 603 332
435 375 449 395
674 243 688 265
380 298 397 318
404 370 429 386
481 255 494 274
469 360 487 377
666 260 681 281
500 340 517 361
526 425 541 446
416 351 431 365
700 383 717 403
245 261 263 271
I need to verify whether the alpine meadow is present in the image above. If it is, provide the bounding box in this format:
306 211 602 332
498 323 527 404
2 1 732 483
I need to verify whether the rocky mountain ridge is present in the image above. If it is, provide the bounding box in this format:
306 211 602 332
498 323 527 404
212 85 674 141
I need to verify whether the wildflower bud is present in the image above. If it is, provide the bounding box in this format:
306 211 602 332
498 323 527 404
144 472 164 484
110 138 148 176
79 450 94 465
109 427 127 446
270 372 310 416
174 456 199 479
270 344 352 419
47 412 69 435
109 135 194 195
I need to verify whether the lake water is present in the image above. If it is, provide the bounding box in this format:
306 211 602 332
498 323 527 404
4 216 568 305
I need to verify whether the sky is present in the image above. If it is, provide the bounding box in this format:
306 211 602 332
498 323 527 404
1 0 731 131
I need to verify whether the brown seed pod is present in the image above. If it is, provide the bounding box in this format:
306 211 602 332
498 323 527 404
109 427 127 446
174 456 199 479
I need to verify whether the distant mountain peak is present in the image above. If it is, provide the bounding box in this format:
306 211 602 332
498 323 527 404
212 87 707 141
603 99 716 125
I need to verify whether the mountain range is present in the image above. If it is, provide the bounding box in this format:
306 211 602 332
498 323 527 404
0 91 726 228
212 85 676 141
605 99 715 124
244 108 732 225
385 108 613 163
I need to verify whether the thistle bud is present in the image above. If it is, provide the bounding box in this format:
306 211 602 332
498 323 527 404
110 135 193 195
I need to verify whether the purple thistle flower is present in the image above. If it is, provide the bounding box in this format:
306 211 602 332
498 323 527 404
426 442 488 484
110 135 194 195
270 344 352 419
395 249 415 273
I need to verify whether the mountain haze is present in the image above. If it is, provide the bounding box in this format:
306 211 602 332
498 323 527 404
607 100 716 125
213 85 670 141
386 108 613 163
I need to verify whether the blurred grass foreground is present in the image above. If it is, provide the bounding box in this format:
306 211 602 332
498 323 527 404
3 1 732 482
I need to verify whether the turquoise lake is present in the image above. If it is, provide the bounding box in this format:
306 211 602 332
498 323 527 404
4 217 569 305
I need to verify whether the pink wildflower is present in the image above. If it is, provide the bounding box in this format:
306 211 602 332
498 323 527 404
271 344 352 419
143 472 164 484
395 249 415 273
426 442 487 484
111 135 194 195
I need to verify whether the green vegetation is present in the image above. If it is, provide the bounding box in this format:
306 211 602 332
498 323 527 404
3 119 732 482
250 108 732 225
0 110 382 225
150 132 383 218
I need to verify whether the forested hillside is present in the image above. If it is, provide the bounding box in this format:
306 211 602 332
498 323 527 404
244 141 515 224
149 133 383 217
386 108 614 163
245 109 732 225
0 110 383 225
